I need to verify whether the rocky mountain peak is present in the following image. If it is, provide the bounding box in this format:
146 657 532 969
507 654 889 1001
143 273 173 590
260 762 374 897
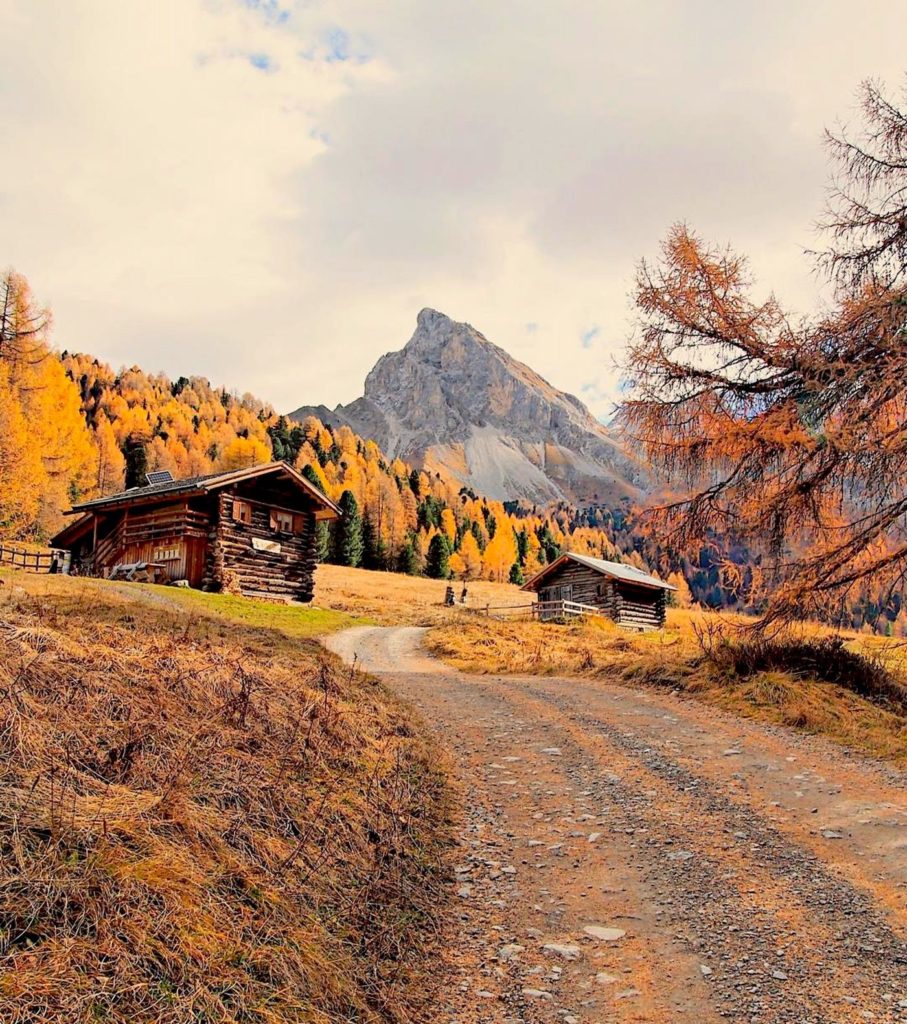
290 310 649 504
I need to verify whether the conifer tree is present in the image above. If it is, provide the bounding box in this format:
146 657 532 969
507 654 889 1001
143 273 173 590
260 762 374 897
0 363 42 538
425 533 452 579
300 462 325 493
124 438 149 489
335 490 364 567
398 538 421 575
315 520 331 562
362 515 388 570
622 80 907 626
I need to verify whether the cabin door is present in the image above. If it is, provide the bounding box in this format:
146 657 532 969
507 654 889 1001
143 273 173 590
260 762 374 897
538 584 572 620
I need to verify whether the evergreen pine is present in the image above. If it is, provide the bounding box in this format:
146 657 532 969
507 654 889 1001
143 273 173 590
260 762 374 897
123 437 148 489
334 490 364 567
315 520 331 562
425 533 452 579
516 528 529 564
398 538 421 575
300 463 325 493
362 516 388 570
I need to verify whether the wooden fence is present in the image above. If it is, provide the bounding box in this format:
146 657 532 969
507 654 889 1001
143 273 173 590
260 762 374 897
467 599 609 622
0 543 69 574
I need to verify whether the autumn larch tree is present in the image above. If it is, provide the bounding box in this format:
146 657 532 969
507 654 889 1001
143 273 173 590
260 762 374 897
0 271 96 538
621 78 907 627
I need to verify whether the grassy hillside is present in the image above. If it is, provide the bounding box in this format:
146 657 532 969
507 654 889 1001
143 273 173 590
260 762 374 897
313 562 529 624
0 572 455 1023
428 609 907 766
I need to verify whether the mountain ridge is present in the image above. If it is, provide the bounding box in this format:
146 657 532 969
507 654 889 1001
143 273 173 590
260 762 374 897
289 308 648 504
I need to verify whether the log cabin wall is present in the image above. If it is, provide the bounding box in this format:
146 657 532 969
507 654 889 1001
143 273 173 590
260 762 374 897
118 501 209 585
613 581 665 629
537 561 613 608
210 489 317 602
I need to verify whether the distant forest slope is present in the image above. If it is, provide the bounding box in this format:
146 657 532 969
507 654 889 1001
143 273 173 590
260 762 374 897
58 352 907 634
0 270 901 633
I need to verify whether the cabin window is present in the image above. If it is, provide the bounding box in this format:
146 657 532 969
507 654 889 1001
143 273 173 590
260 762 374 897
232 500 253 525
270 509 300 534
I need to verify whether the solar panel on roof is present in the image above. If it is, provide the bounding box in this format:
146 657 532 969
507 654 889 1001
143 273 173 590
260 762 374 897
145 470 174 485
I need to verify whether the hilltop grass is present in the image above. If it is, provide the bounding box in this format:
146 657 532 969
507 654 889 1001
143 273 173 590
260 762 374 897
428 609 907 766
0 570 370 639
0 572 456 1023
139 581 369 637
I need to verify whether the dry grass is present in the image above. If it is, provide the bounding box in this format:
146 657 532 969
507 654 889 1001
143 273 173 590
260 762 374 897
314 564 529 625
0 572 455 1023
428 608 907 766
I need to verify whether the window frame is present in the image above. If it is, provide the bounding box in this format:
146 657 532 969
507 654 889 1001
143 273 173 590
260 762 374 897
232 499 253 525
269 508 300 534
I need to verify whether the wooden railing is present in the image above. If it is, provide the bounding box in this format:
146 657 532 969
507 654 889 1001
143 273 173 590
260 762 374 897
0 543 69 574
93 520 125 573
467 599 609 622
535 599 609 621
121 508 208 544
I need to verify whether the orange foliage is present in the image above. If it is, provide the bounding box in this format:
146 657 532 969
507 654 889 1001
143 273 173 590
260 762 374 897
622 81 907 626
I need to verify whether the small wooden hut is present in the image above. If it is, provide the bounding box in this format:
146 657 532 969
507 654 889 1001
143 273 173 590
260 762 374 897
521 552 675 629
50 462 340 602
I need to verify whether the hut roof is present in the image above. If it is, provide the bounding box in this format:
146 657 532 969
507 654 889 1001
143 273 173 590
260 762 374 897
66 461 340 516
521 551 675 593
51 462 341 550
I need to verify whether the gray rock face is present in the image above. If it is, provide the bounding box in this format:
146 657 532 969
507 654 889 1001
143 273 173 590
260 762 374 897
289 308 648 503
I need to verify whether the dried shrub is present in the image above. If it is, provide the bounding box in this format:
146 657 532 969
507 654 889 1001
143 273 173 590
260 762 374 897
0 587 454 1023
694 621 907 712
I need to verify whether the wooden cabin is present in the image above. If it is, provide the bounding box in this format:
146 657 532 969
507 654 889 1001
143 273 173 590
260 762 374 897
51 462 341 602
521 552 675 630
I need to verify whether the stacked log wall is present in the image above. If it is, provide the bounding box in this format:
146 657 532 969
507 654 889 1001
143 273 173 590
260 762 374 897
209 491 317 601
538 562 612 608
613 581 665 629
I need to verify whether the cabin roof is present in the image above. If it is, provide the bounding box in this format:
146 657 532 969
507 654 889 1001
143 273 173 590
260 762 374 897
521 551 675 593
59 461 340 519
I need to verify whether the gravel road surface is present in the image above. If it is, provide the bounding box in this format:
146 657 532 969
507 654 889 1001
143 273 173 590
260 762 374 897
325 625 907 1024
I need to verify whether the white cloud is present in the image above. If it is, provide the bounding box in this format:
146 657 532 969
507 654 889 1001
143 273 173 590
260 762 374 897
2 0 906 419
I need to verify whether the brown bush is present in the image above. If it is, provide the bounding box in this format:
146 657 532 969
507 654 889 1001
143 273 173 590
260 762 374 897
694 624 907 712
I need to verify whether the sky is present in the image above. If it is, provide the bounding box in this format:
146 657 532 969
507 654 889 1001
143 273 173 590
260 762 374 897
2 1 906 420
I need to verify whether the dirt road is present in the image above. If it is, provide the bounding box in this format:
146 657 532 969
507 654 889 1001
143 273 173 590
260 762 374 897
326 626 907 1024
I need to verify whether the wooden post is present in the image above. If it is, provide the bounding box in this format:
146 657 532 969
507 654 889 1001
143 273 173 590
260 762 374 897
90 515 99 574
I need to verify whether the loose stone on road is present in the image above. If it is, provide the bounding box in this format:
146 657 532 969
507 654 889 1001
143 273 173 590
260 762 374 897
326 625 907 1024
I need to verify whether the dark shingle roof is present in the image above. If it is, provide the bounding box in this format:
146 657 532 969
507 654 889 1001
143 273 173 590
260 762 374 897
67 462 340 516
71 470 229 511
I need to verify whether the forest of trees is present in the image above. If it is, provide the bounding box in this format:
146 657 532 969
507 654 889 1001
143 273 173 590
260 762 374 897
3 186 906 637
0 275 661 591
